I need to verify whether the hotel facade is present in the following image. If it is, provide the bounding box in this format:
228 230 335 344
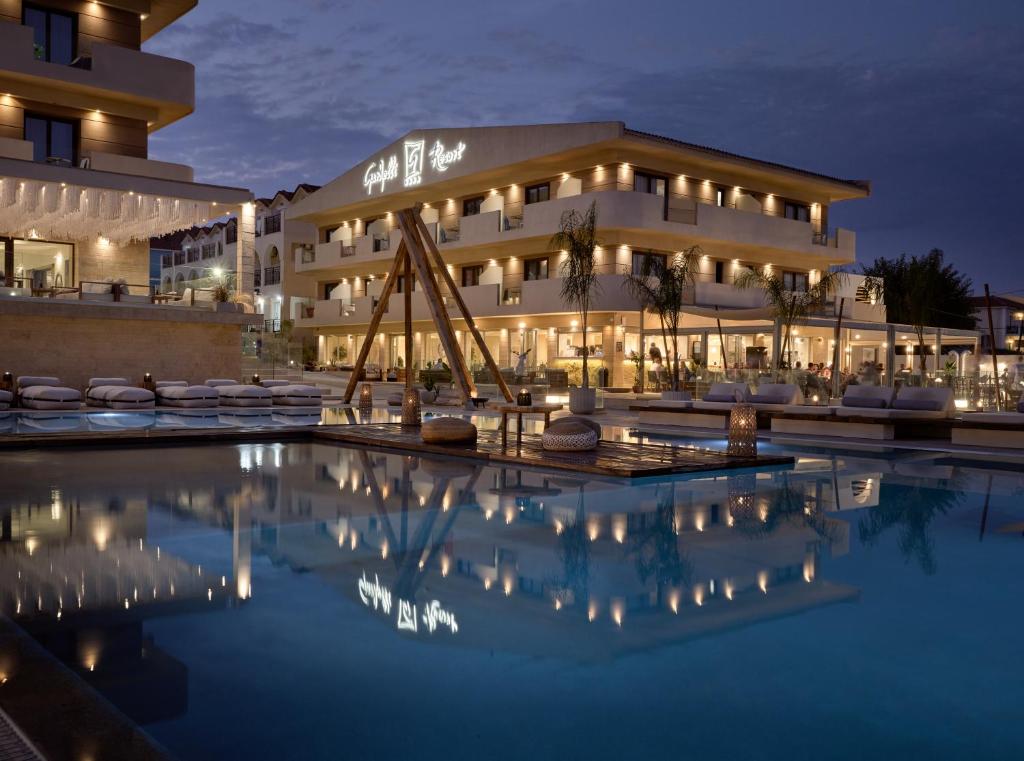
0 0 259 389
289 122 970 391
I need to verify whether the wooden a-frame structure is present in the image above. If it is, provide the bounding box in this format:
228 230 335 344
342 207 514 405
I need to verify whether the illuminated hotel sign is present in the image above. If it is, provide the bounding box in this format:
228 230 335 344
362 138 467 195
357 571 459 635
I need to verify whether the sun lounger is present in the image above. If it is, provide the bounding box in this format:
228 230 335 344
0 389 11 409
260 379 324 406
206 379 273 407
86 378 156 409
952 399 1024 448
636 382 749 429
155 380 220 408
17 376 82 410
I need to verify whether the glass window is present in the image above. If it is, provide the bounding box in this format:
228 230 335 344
524 257 548 281
462 197 484 217
525 183 550 205
24 5 76 65
784 202 810 222
461 264 483 287
6 239 73 290
715 187 727 207
24 115 76 165
631 251 666 276
783 271 809 292
633 171 666 196
714 260 725 283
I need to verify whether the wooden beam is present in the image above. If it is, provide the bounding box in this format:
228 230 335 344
342 240 407 403
396 211 474 401
412 212 514 402
404 249 413 390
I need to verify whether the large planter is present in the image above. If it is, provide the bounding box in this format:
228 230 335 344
569 387 597 414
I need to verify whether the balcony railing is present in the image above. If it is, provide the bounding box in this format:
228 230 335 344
372 235 390 253
264 266 281 286
263 213 282 236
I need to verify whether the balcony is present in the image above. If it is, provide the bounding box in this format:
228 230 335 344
0 23 194 129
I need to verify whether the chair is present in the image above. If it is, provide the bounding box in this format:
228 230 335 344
17 376 82 410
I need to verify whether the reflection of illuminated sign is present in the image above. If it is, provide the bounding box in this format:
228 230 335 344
357 571 458 635
362 137 467 195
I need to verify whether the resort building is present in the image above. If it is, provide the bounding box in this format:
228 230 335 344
0 0 258 388
154 184 320 332
289 122 977 391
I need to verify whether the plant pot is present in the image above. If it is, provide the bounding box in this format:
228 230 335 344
632 385 641 394
569 387 597 414
661 390 690 401
214 301 237 313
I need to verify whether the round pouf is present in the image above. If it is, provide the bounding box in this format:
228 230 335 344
542 420 599 451
386 392 403 407
421 416 477 445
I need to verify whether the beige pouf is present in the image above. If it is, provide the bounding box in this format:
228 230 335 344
553 415 602 437
542 419 599 451
421 416 477 445
386 392 403 406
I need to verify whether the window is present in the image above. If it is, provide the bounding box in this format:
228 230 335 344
524 257 548 281
784 202 810 222
24 5 76 65
462 196 485 217
263 212 282 235
633 171 666 196
2 238 73 290
461 264 483 287
715 260 725 284
715 186 727 207
24 114 76 165
525 183 550 205
783 271 809 292
396 274 414 293
226 222 238 244
631 251 667 276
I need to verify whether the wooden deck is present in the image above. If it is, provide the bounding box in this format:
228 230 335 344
315 423 793 479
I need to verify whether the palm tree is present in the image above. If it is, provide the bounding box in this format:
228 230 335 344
551 201 600 390
862 250 974 383
735 267 848 376
622 246 702 392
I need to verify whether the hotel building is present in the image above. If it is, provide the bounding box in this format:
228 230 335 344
155 183 320 332
289 122 951 390
0 1 259 388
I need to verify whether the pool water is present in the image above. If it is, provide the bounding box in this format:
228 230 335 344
0 437 1021 760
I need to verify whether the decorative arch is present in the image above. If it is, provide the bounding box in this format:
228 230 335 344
174 273 185 293
267 245 280 266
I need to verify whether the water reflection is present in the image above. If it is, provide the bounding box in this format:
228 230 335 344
1 440 1022 757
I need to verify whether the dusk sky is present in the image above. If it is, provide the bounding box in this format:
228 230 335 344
145 0 1024 295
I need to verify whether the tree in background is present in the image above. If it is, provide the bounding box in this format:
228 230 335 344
862 249 974 379
551 201 600 390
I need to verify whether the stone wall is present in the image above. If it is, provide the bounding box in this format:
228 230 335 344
77 238 150 287
1 299 258 392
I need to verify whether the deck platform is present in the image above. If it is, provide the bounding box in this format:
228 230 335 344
315 423 793 479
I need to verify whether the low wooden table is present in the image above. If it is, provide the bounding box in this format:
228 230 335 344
497 403 563 450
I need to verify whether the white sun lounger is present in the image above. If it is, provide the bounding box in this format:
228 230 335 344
17 376 82 410
260 379 324 406
155 380 220 408
86 378 156 409
952 399 1024 449
206 379 273 407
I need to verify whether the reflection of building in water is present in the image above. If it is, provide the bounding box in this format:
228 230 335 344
0 475 238 729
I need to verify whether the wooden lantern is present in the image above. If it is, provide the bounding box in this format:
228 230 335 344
358 383 374 410
251 373 261 386
727 473 757 523
142 373 155 391
401 387 421 426
727 403 757 457
2 371 15 392
516 388 532 406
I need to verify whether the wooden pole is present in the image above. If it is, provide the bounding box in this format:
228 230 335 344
831 297 845 399
404 249 413 390
342 240 407 403
983 284 1002 411
396 211 474 401
411 211 514 402
715 307 728 376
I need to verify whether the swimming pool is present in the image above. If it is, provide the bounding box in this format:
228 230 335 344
0 436 1021 760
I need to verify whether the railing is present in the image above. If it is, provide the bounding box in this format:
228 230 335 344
299 246 316 264
373 235 390 253
263 319 282 333
440 227 460 243
77 280 155 302
264 266 281 286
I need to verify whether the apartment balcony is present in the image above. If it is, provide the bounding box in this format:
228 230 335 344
0 22 194 130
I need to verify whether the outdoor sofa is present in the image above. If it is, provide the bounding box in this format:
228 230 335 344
17 376 82 410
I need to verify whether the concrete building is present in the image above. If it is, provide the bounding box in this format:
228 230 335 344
0 1 258 388
289 122 975 391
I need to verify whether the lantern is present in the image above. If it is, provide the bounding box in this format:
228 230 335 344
142 373 155 391
727 403 757 457
401 387 421 426
358 383 374 411
516 387 532 406
251 373 261 386
1 372 13 392
727 473 757 524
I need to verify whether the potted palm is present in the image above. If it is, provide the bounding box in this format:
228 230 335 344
552 201 600 414
623 246 702 400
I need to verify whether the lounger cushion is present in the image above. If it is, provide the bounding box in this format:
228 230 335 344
156 380 188 388
963 413 1024 425
156 384 220 408
97 386 155 409
20 384 82 410
892 398 944 411
703 394 742 403
749 394 792 405
260 380 290 388
703 383 749 403
269 385 323 406
0 389 11 409
216 384 273 407
892 387 954 415
750 384 802 406
205 379 239 387
843 396 889 409
17 376 64 389
88 377 129 388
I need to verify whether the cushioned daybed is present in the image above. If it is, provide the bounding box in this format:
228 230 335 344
86 378 155 409
260 379 324 406
0 389 12 410
155 380 220 408
17 376 82 410
952 399 1024 449
206 379 273 407
636 382 802 430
